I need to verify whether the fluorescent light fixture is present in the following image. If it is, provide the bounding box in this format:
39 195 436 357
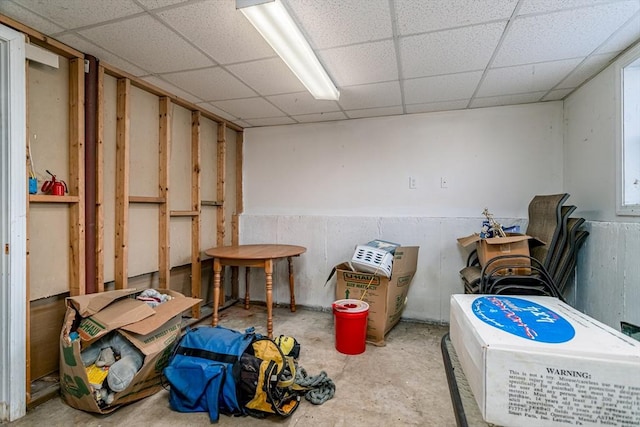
237 0 339 101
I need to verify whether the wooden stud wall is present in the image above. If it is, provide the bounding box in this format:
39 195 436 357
68 58 86 297
232 132 244 246
217 124 227 247
216 124 227 305
158 97 172 289
96 65 105 293
13 21 86 402
191 111 202 318
1 14 247 406
114 78 130 290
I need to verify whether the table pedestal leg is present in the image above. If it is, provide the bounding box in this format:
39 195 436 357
244 267 250 309
265 259 273 339
288 257 296 312
212 258 221 327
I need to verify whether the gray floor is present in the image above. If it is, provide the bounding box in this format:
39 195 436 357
8 304 456 427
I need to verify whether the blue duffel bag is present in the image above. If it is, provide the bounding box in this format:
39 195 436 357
163 326 256 422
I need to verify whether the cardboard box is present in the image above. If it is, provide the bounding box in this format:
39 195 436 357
450 294 640 427
458 233 542 275
60 288 201 413
334 246 419 345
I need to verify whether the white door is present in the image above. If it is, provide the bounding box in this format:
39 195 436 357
0 23 27 422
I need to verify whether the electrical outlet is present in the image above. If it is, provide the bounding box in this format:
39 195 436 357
409 176 417 189
440 177 448 188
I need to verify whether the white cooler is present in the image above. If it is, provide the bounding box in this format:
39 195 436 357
450 294 640 427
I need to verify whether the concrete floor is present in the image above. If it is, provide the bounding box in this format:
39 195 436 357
7 304 456 427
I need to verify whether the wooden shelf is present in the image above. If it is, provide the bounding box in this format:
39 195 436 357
201 200 222 206
129 196 165 204
29 194 79 203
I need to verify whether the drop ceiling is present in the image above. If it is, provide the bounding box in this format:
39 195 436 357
1 0 639 128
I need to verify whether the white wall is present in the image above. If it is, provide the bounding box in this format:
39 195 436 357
241 102 564 324
564 44 640 328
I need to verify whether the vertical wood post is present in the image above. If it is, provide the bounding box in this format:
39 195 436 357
216 124 226 305
69 58 85 296
115 78 130 289
232 131 243 246
191 111 201 317
95 65 104 293
158 97 171 289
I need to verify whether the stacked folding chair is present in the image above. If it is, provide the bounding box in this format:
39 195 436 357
460 193 589 300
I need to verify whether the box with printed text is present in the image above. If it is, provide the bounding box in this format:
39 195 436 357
450 294 640 427
59 288 200 414
334 246 418 345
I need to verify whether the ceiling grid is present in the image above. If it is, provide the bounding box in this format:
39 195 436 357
0 0 638 127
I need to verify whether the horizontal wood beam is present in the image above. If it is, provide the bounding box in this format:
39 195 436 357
170 210 199 217
129 196 166 204
29 195 79 203
201 200 222 206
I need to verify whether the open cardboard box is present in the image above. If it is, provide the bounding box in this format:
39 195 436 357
334 246 419 346
59 288 200 413
458 233 544 275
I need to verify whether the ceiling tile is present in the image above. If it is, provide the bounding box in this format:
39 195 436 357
226 58 306 96
469 92 547 108
345 106 404 119
400 23 505 78
395 0 517 35
56 33 148 76
267 92 341 115
517 0 625 15
338 81 401 110
292 112 347 123
494 2 640 67
596 13 640 54
12 0 142 29
136 0 189 10
161 67 256 101
556 53 616 89
212 98 285 120
233 119 252 128
0 1 64 34
244 117 297 127
319 40 398 87
405 100 468 114
195 102 239 122
157 0 275 65
403 71 483 105
142 76 203 104
79 15 214 73
478 58 583 97
542 88 575 101
284 0 392 49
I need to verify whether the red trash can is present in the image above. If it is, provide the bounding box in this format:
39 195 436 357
332 299 369 355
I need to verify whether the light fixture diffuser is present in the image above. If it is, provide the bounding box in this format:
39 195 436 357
237 0 340 101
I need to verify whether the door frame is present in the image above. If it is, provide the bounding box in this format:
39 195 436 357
0 23 27 422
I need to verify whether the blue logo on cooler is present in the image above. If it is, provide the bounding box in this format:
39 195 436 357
472 296 575 343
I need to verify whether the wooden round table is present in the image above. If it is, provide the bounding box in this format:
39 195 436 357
204 244 306 338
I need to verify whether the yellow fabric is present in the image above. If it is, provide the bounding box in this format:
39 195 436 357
245 361 275 413
252 340 283 370
277 357 296 388
276 336 295 356
244 339 299 415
